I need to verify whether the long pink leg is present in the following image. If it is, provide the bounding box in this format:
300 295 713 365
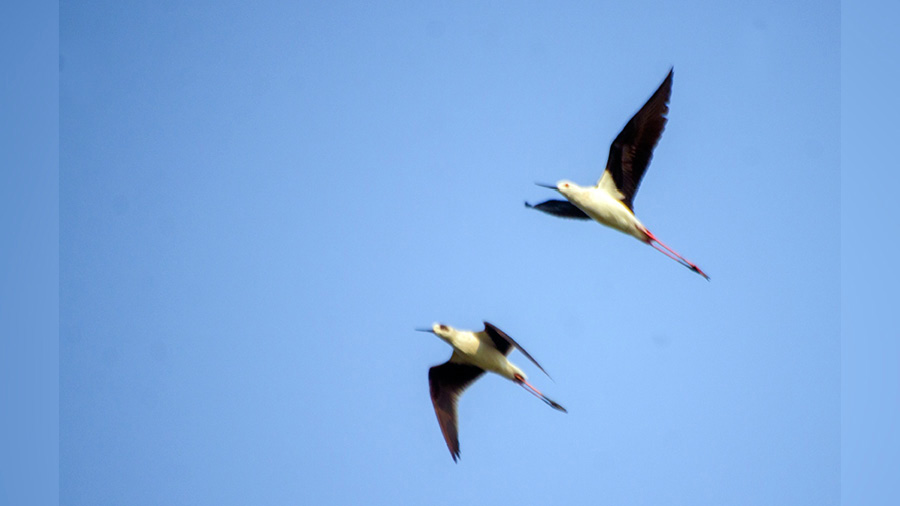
649 241 692 266
644 229 710 280
514 375 567 413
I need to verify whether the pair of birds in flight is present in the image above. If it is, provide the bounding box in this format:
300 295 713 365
421 68 708 461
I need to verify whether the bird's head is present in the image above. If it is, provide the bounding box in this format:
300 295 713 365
416 323 454 341
555 180 577 196
535 180 577 196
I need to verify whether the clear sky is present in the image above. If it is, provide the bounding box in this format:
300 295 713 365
60 1 840 505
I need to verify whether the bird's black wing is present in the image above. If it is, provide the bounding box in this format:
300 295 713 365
428 361 485 462
603 68 673 211
525 200 591 220
482 322 551 378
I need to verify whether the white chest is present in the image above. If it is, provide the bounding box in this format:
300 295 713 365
571 190 647 240
448 333 515 379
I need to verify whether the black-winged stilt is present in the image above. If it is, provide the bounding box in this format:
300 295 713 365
526 68 709 280
418 321 566 462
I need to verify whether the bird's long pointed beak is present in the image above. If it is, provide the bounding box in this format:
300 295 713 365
415 327 435 333
534 182 558 190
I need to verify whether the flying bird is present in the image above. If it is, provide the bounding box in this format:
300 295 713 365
526 68 709 280
418 321 566 462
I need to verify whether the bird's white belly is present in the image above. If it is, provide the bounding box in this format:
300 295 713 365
450 336 516 379
572 193 647 241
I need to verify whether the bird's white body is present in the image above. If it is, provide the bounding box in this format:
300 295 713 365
423 322 565 461
527 68 708 280
433 325 526 381
558 173 649 242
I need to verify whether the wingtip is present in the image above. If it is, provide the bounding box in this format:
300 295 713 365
661 67 674 87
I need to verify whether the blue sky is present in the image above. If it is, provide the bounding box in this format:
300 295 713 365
59 1 840 504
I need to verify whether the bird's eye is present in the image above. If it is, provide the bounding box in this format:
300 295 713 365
563 183 569 188
439 325 448 331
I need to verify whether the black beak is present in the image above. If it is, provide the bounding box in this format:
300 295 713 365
534 182 558 190
415 328 435 333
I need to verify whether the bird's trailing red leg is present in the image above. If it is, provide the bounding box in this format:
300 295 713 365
514 375 567 412
644 229 710 280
